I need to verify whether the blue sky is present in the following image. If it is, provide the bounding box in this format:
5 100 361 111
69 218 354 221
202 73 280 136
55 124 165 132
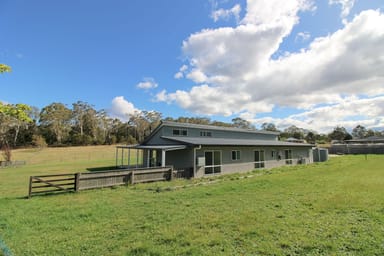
1 0 384 133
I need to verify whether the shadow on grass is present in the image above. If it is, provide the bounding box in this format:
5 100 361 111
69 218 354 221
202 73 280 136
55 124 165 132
23 190 78 200
86 166 118 172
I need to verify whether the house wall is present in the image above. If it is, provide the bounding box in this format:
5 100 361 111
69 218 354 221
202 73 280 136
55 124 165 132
195 146 313 178
145 129 181 145
165 148 194 170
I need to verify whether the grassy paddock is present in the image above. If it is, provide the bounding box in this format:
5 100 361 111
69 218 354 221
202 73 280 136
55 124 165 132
0 148 384 255
0 145 141 198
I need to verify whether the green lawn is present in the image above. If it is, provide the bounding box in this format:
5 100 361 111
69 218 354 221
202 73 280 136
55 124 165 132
1 147 384 255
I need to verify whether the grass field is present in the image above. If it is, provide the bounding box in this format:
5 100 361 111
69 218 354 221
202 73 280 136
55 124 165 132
0 146 384 255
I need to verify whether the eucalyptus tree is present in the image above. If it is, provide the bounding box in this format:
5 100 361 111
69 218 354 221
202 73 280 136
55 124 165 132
39 103 72 144
0 103 32 160
261 122 279 132
71 101 98 144
328 126 352 141
0 103 32 145
352 125 367 139
232 117 255 130
96 109 112 144
144 110 162 133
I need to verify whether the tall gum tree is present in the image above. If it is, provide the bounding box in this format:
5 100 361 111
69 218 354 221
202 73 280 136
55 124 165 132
0 103 32 160
39 103 72 144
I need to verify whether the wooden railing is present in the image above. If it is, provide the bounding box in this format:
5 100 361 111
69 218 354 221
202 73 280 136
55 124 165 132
28 167 174 198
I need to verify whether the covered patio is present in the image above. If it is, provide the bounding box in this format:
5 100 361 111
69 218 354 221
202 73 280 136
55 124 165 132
115 145 187 169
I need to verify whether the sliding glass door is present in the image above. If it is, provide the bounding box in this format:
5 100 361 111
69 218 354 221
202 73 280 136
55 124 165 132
254 150 265 168
204 151 222 174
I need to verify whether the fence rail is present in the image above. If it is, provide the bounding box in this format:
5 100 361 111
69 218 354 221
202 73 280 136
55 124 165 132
28 173 79 198
28 166 175 198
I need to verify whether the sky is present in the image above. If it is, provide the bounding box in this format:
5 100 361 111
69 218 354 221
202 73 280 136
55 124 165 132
1 0 384 133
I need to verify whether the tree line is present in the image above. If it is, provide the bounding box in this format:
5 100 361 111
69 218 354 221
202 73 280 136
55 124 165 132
1 100 383 152
0 101 160 149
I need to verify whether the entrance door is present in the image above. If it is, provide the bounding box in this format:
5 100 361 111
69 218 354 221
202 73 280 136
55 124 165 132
204 151 221 174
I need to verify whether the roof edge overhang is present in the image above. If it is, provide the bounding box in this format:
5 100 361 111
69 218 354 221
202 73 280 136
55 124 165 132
117 144 187 151
161 136 314 147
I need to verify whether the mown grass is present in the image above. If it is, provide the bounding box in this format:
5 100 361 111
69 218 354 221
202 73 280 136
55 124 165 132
0 147 384 255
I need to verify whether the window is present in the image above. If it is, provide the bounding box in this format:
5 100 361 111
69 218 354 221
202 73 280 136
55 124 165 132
172 128 188 136
285 149 292 165
271 150 276 158
231 150 241 161
204 151 222 175
254 150 265 169
200 131 212 137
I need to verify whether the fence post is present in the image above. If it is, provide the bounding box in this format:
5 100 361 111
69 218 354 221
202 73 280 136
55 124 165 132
169 167 173 181
28 176 33 199
74 173 80 192
130 171 135 185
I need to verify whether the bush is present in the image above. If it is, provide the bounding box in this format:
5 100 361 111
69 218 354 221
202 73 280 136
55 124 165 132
32 135 48 149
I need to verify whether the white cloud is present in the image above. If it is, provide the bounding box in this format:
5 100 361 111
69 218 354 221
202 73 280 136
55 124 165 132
295 31 311 42
241 0 315 26
174 64 188 79
155 90 168 102
174 72 183 79
110 96 140 121
136 77 158 90
157 0 384 132
211 4 241 23
186 69 208 83
251 96 384 133
329 0 355 24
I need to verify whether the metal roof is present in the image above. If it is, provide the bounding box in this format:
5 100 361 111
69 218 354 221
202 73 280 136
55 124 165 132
161 136 313 147
117 145 187 151
142 120 280 144
160 121 280 135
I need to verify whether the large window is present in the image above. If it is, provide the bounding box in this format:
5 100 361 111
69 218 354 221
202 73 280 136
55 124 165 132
231 150 241 161
254 150 265 169
204 151 222 175
285 149 293 165
172 128 187 136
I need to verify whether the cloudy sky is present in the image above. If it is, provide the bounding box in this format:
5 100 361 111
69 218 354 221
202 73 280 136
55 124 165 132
1 0 383 133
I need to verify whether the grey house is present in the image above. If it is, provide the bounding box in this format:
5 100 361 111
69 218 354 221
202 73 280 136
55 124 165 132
119 121 314 178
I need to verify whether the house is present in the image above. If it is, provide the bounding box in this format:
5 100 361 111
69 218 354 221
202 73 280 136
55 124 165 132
117 121 315 178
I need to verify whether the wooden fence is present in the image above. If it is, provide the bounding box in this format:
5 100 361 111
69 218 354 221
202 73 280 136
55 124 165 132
28 167 175 198
329 144 384 155
28 173 79 198
0 160 26 168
